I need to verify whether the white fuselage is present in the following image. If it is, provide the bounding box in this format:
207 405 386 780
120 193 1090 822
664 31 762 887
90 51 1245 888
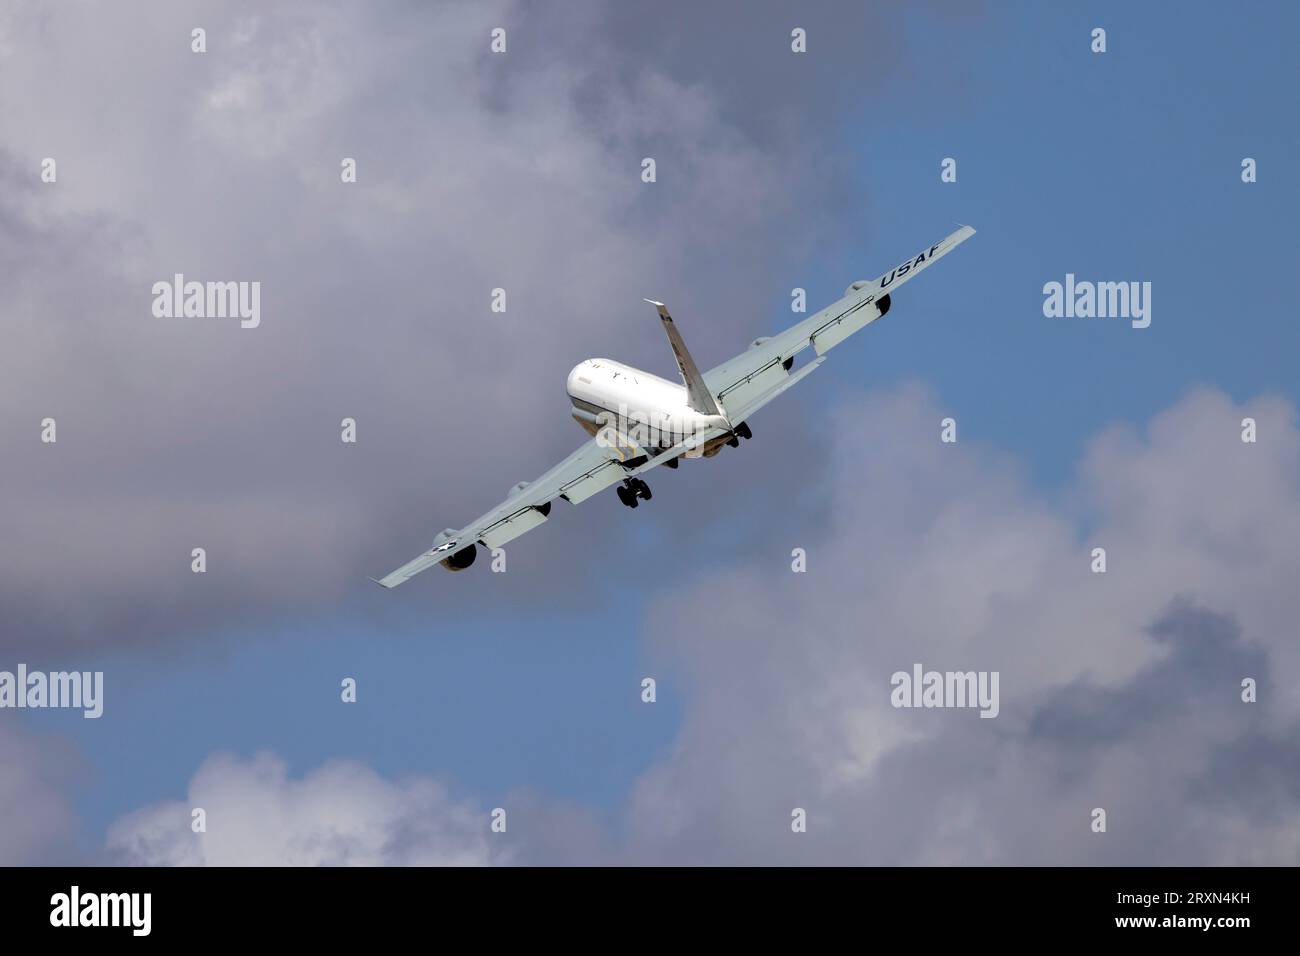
566 359 729 456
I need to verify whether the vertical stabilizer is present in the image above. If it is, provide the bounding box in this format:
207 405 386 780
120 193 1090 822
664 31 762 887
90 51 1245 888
643 299 723 417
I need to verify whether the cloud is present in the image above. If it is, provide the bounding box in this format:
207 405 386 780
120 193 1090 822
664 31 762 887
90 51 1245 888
0 0 874 654
106 751 501 865
0 723 83 864
99 385 1300 865
11 2 1296 867
106 750 616 866
617 384 1300 864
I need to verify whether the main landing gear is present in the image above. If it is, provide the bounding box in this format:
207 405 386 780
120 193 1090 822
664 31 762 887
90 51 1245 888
617 477 652 508
726 422 753 447
617 425 751 507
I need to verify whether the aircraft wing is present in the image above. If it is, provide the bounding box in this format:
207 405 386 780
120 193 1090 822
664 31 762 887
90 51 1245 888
702 225 975 419
373 437 637 588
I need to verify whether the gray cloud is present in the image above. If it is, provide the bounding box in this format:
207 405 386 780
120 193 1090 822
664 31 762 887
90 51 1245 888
0 0 962 656
0 722 84 864
615 385 1300 865
13 1 1294 868
101 385 1300 865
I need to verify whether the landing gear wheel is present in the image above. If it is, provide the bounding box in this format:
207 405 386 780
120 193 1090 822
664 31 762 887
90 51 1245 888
620 478 651 505
735 422 753 441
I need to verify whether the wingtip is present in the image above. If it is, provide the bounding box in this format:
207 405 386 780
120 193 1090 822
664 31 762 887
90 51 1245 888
367 576 392 589
643 298 671 319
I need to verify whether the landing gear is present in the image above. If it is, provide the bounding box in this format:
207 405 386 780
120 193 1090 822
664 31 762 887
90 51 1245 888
726 422 753 448
617 478 652 508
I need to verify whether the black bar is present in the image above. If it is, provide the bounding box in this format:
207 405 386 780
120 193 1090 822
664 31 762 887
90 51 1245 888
0 866 1280 942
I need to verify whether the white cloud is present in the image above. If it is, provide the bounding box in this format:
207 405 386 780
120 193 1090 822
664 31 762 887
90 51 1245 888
100 385 1300 865
107 751 502 866
618 384 1300 864
9 1 1296 866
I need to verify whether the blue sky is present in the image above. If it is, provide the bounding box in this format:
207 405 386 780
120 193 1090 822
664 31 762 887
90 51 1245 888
6 0 1298 860
810 1 1298 487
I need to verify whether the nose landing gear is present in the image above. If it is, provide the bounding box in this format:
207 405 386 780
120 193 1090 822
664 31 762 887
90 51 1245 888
617 477 652 508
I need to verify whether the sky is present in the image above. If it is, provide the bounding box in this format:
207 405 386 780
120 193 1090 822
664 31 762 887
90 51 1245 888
2 0 1299 865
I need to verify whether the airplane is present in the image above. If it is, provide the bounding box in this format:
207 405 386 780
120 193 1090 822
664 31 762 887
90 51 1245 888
373 225 975 587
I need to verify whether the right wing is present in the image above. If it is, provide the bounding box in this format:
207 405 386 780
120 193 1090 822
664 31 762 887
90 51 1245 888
373 437 632 588
702 225 975 418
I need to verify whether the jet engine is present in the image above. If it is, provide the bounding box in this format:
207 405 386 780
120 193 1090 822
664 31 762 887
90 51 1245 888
508 481 551 517
429 527 478 572
439 545 477 571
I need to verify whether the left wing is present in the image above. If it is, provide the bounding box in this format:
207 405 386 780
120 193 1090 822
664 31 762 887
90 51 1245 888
374 437 633 588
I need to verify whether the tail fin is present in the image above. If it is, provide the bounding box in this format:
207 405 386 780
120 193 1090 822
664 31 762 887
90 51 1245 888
644 299 723 417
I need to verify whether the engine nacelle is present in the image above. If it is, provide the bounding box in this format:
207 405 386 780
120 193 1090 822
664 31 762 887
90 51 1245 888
429 527 475 572
439 544 477 572
506 482 551 517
